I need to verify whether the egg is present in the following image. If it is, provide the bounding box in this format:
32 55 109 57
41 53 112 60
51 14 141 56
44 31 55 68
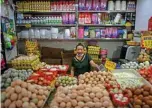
4 99 11 108
134 105 141 108
90 93 95 99
71 99 77 107
9 102 16 108
10 93 18 101
94 102 102 108
134 99 142 105
134 89 142 95
16 100 22 108
37 100 44 108
143 91 149 96
70 93 77 99
83 92 89 97
86 102 94 108
142 105 150 108
146 100 152 106
102 101 109 107
56 97 63 103
66 102 72 108
76 96 84 102
78 90 84 96
93 97 100 102
78 101 85 108
60 102 66 108
65 96 71 102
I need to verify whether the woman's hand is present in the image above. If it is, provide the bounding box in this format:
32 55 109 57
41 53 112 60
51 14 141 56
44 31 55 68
90 60 100 71
96 65 100 71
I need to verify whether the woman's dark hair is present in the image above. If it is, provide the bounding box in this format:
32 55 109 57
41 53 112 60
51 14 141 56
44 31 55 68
76 43 85 49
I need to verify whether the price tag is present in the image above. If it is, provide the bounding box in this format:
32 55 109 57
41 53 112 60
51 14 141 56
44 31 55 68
105 60 116 71
25 24 31 28
141 31 152 49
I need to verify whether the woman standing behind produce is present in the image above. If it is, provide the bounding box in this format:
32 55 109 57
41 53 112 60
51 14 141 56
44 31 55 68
71 43 100 77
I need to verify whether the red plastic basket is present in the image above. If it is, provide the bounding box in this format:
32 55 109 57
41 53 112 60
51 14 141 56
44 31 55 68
112 94 130 107
57 65 69 75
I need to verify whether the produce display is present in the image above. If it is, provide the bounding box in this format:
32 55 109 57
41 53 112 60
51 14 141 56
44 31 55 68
27 69 57 86
42 64 69 75
121 61 138 69
55 76 77 87
50 84 114 108
113 71 145 89
11 55 43 70
78 71 117 87
138 66 152 84
1 68 33 89
25 40 41 57
112 93 129 107
1 80 52 108
121 61 151 69
137 61 151 69
137 52 150 63
124 85 152 108
44 65 67 71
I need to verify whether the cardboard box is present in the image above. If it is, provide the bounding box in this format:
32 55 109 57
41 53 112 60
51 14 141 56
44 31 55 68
61 50 75 59
42 58 62 65
41 47 63 59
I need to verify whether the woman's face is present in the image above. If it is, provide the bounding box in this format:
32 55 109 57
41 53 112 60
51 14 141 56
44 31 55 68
76 45 84 55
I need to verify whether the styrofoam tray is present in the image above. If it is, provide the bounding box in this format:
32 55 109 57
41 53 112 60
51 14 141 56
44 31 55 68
112 69 151 89
112 69 142 78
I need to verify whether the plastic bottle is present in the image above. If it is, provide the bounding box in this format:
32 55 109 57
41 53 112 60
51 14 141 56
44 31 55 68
50 16 53 24
56 16 59 24
46 16 49 24
51 16 55 24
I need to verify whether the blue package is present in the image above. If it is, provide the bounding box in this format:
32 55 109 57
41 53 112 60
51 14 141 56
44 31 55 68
96 29 101 38
84 26 89 38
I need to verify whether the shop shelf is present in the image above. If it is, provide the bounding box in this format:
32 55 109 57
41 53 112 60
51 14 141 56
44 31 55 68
16 24 76 27
16 11 76 14
78 24 133 27
19 38 130 41
16 10 136 14
78 10 136 13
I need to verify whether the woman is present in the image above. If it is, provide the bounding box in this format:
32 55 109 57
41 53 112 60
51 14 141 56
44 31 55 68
71 43 100 77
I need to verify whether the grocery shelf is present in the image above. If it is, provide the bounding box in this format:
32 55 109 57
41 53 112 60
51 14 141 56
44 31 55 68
16 10 136 14
78 24 133 27
16 24 76 27
19 38 130 41
16 11 76 14
78 10 136 13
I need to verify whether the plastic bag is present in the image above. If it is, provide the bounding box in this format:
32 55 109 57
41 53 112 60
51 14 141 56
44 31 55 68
40 29 46 39
34 29 40 39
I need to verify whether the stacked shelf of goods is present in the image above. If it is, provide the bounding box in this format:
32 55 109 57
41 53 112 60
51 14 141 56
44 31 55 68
25 40 41 57
15 0 136 41
88 46 101 63
11 55 42 70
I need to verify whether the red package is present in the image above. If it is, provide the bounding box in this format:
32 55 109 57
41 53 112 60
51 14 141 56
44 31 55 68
148 17 152 31
112 94 130 107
